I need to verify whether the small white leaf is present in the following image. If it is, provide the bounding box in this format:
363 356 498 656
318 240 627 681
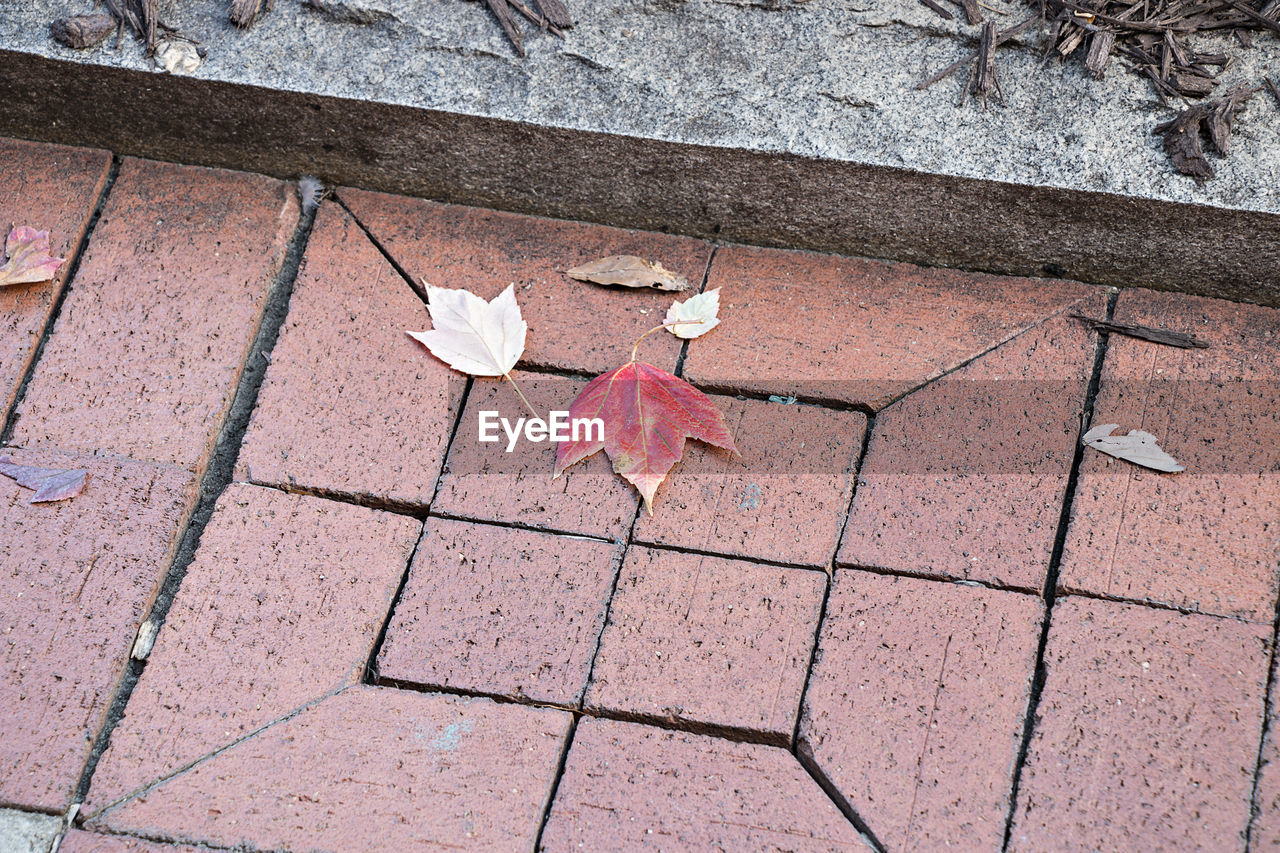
1083 423 1184 472
408 284 527 377
665 288 721 339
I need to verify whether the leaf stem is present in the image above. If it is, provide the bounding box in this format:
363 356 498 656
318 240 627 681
503 372 540 419
630 320 705 362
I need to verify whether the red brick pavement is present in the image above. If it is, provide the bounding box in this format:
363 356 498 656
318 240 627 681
0 139 109 415
3 138 1278 852
1058 289 1280 621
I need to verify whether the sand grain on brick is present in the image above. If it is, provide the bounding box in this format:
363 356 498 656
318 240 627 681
633 396 865 567
585 546 824 740
433 372 638 538
799 571 1041 851
86 483 419 813
96 686 571 852
1009 596 1269 851
0 138 110 415
0 448 196 812
840 306 1102 589
236 203 463 507
1059 289 1280 620
682 245 1097 408
540 717 867 851
377 517 618 705
11 158 299 474
340 188 712 375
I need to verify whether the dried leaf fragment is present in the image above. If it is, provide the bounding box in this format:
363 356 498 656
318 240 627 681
1082 423 1184 472
408 284 527 377
156 38 202 74
665 288 721 339
0 456 90 503
0 227 65 288
555 361 737 512
566 256 689 291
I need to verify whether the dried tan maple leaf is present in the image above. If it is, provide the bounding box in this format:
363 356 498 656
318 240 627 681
0 227 65 287
566 255 689 291
1083 423 1184 472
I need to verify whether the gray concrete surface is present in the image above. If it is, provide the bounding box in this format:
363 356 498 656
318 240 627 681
0 808 59 853
1 0 1278 302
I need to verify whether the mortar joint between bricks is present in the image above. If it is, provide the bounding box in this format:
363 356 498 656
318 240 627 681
362 373 475 683
998 286 1118 852
1243 545 1280 846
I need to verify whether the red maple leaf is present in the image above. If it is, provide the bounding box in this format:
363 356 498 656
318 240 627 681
554 361 737 513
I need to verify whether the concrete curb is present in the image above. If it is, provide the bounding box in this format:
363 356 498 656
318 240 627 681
3 0 1278 304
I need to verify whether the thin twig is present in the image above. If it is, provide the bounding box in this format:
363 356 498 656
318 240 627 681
630 321 706 362
917 15 1037 89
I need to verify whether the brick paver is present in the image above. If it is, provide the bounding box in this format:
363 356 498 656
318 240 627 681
682 245 1098 408
839 305 1102 589
5 139 1280 853
1009 596 1269 851
632 397 866 568
1 448 197 812
0 138 110 415
10 158 299 475
799 570 1042 851
376 517 620 706
433 371 639 538
61 831 203 852
236 203 463 507
92 686 571 851
339 188 712 375
586 546 825 741
1058 289 1280 620
540 717 867 851
85 483 419 813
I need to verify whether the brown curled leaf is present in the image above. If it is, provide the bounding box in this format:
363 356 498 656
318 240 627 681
566 255 689 291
